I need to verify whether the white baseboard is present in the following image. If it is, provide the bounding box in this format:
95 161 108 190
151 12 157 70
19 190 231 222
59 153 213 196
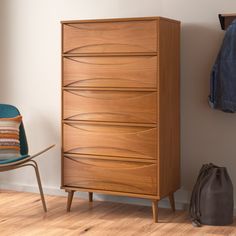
0 183 235 215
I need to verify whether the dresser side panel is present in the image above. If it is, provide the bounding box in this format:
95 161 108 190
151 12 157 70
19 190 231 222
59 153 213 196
158 19 180 198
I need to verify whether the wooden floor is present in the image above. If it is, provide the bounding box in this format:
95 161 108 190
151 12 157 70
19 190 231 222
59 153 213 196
0 190 235 236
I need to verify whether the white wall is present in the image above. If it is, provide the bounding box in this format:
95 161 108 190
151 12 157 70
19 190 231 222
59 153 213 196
0 0 236 209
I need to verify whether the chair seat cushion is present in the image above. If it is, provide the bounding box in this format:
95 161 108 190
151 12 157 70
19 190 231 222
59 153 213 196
0 154 30 164
0 116 22 159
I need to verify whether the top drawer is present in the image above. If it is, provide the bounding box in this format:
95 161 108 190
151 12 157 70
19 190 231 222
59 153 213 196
62 20 157 54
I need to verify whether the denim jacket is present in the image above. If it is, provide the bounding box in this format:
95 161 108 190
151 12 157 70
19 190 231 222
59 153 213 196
209 19 236 112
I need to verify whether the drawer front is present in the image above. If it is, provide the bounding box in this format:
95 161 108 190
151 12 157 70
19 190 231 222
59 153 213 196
63 56 157 88
63 156 157 195
63 123 157 159
63 20 157 54
63 90 157 123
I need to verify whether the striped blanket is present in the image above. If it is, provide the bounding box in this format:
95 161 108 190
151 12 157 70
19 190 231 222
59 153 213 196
0 116 22 159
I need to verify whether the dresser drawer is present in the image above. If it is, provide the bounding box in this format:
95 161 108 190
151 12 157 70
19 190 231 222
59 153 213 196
63 122 157 160
63 56 157 88
63 156 157 195
63 90 157 123
62 20 157 54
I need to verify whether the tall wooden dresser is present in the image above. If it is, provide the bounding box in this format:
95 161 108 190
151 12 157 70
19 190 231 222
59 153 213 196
61 17 180 222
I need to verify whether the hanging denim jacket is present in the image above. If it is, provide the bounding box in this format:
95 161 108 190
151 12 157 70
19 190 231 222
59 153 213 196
209 19 236 112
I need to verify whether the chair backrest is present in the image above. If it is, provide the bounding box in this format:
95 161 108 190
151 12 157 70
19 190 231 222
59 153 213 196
0 104 28 155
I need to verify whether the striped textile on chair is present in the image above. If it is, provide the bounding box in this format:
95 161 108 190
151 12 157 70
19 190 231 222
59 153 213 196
0 116 22 159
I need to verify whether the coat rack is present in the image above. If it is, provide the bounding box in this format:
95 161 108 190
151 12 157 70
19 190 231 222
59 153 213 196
219 14 236 30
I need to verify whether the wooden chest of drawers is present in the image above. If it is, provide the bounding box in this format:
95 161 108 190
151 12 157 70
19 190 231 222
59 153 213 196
61 17 180 222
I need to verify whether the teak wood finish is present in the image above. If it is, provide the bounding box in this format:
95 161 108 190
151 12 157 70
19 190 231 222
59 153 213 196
63 123 157 159
63 90 157 123
63 20 157 54
63 56 157 88
64 156 157 195
61 16 180 223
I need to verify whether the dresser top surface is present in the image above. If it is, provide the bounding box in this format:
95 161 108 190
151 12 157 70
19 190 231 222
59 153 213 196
61 16 180 24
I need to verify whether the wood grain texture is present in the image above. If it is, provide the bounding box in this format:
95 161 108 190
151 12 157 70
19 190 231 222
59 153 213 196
63 156 157 195
63 90 157 123
63 122 157 159
0 190 235 236
63 56 157 88
157 19 180 198
61 17 181 223
62 87 157 92
61 16 180 24
152 200 158 223
66 190 74 212
62 52 157 57
63 20 157 54
62 186 159 200
169 193 176 212
62 153 156 164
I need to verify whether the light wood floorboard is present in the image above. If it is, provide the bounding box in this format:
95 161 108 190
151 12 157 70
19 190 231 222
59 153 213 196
0 190 235 236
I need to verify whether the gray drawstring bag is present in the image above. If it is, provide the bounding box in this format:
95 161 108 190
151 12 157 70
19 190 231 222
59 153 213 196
189 163 234 226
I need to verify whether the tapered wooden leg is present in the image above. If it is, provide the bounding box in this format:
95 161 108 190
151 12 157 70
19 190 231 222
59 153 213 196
67 190 75 212
152 200 158 223
31 160 47 212
89 192 93 202
169 192 175 212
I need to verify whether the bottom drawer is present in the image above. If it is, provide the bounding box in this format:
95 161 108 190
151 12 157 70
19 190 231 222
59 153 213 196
63 156 157 195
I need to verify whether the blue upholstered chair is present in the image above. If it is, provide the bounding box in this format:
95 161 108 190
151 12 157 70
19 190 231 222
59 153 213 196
0 104 54 212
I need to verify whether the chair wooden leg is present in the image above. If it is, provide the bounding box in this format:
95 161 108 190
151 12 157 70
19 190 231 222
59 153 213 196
89 192 93 202
152 200 158 223
31 161 47 212
169 192 176 212
67 190 75 212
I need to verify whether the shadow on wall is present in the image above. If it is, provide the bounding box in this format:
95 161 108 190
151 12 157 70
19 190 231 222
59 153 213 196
26 111 60 187
181 23 224 107
0 0 11 103
180 22 236 193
